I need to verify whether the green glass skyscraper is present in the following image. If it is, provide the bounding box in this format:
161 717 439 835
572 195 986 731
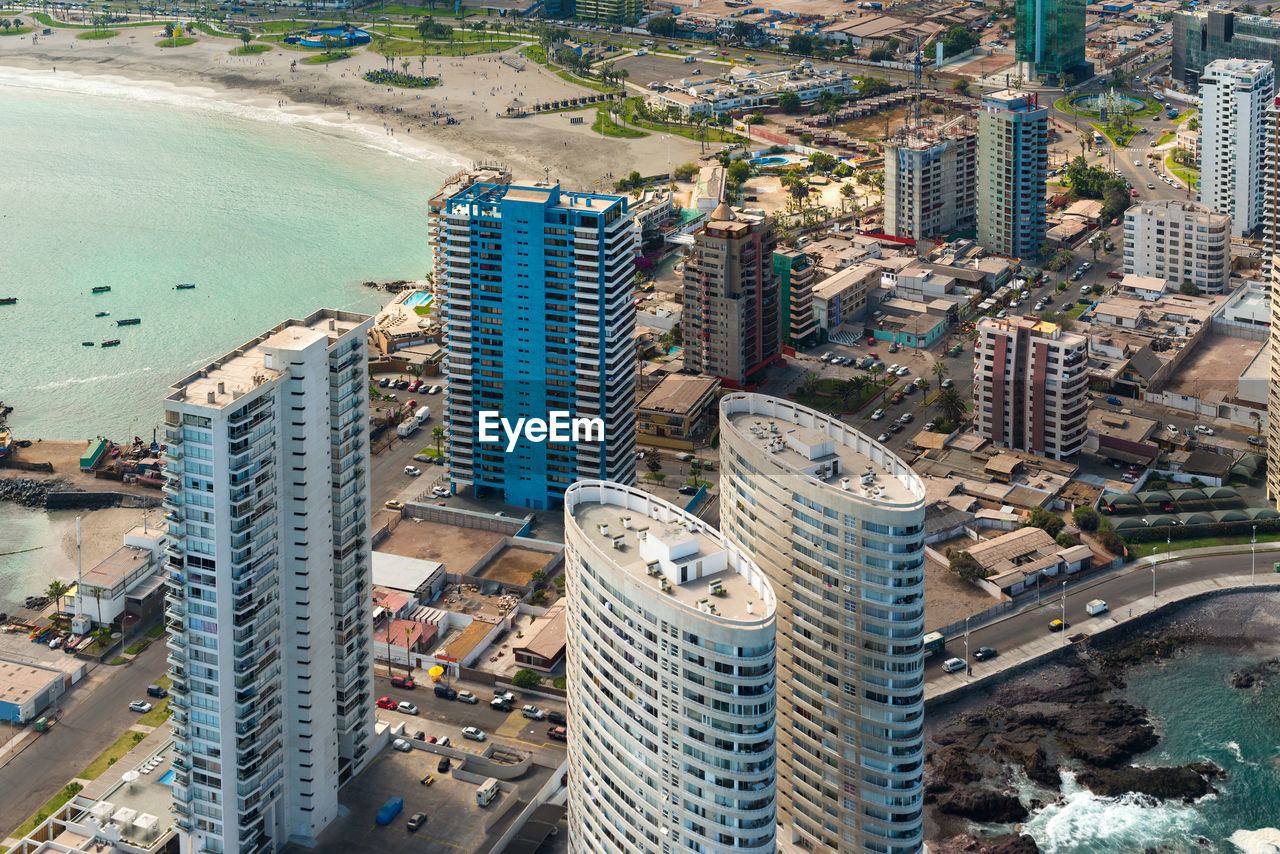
1015 0 1090 84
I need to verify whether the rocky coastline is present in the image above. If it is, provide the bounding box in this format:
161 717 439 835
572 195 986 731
921 601 1276 852
0 477 70 509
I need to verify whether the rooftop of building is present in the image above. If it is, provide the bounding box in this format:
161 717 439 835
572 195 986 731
978 315 1087 346
167 309 368 410
813 264 879 300
1125 198 1229 223
0 658 63 709
1119 273 1169 293
637 374 722 415
1088 409 1159 444
512 601 567 659
1161 332 1265 399
982 88 1042 111
571 494 772 623
371 551 444 595
446 181 626 213
722 394 924 505
81 545 156 592
428 163 511 208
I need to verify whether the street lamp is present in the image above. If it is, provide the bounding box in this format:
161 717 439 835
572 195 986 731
1252 524 1257 586
964 616 970 676
1061 581 1068 645
1151 564 1156 599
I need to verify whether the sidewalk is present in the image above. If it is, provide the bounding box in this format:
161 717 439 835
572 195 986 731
926 571 1280 707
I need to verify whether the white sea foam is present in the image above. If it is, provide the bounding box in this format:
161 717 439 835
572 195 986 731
1230 827 1280 854
1225 741 1259 767
29 367 153 393
1022 771 1206 853
0 64 465 168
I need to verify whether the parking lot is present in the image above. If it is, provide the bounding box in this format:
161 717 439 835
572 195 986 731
612 49 719 87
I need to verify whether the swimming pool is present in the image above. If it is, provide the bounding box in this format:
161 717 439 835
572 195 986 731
401 291 433 309
750 156 790 166
158 768 176 786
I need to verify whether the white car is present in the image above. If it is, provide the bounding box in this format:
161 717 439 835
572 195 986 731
876 433 890 443
404 465 421 477
870 409 885 421
397 701 419 715
428 384 442 394
462 726 487 742
942 657 966 674
432 486 449 497
391 738 413 753
1166 424 1180 435
896 366 910 377
129 701 152 713
1194 425 1214 436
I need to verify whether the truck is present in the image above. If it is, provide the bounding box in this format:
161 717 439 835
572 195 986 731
414 405 431 423
375 796 404 826
923 631 945 659
1086 599 1109 616
475 778 501 807
396 417 420 439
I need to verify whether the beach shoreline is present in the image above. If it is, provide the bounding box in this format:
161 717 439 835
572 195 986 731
0 22 706 187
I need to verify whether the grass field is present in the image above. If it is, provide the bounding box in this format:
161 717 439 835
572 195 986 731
76 29 119 39
0 26 34 35
301 49 351 63
376 37 520 56
230 42 271 54
592 107 646 138
156 36 197 47
33 12 170 28
1156 131 1174 146
1127 532 1280 558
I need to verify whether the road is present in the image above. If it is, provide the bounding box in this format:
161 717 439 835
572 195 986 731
0 640 167 836
924 548 1274 681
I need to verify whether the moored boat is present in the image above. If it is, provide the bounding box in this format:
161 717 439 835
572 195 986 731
175 283 196 290
82 342 95 347
116 318 141 326
0 298 16 305
0 426 11 459
91 286 111 294
95 311 109 317
101 339 121 347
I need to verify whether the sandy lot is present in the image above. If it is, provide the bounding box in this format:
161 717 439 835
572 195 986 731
473 545 551 586
0 18 704 187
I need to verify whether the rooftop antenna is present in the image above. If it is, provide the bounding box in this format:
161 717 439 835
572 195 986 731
75 516 83 623
912 36 923 130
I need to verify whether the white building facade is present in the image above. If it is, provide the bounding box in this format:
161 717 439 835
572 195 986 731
564 480 778 854
1122 200 1231 294
718 394 928 854
1199 58 1274 236
162 309 377 854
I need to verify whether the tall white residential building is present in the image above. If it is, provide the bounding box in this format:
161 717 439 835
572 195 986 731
718 394 928 854
564 480 778 854
1199 58 1274 236
162 309 377 854
1122 200 1231 294
973 316 1090 460
883 123 978 242
976 89 1047 258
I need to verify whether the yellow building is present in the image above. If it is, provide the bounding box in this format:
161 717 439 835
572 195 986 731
637 374 721 450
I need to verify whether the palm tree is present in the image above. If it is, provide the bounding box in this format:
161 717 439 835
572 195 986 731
866 363 884 390
932 360 949 385
936 387 966 426
839 182 857 214
1251 411 1262 436
800 371 819 398
47 580 70 617
432 425 446 456
915 377 930 403
239 29 251 50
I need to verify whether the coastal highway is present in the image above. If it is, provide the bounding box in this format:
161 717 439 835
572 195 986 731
0 640 168 836
926 548 1278 681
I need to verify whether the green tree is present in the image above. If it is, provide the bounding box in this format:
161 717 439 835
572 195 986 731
936 386 966 425
952 78 970 95
800 371 819 398
674 162 699 181
731 20 755 44
239 29 251 48
432 424 446 455
1024 507 1065 538
1072 506 1101 533
1179 279 1200 296
788 33 813 55
47 580 70 616
948 550 989 581
511 668 543 689
646 15 675 37
779 91 802 113
531 589 547 605
645 447 663 477
868 47 890 62
931 360 950 385
809 151 837 173
915 377 930 401
531 569 547 589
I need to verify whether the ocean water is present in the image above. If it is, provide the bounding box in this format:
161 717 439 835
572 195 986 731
1021 645 1280 853
0 66 457 441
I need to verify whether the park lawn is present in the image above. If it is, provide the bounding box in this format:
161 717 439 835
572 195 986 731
1126 531 1280 559
365 3 472 16
557 69 616 93
377 38 520 56
157 36 198 47
1156 131 1174 146
301 50 351 63
418 446 443 458
1066 305 1086 318
77 29 119 39
248 19 312 33
0 26 34 35
593 107 647 138
136 698 172 728
230 42 271 54
1174 109 1197 124
192 21 237 37
80 730 148 781
523 45 546 63
792 377 897 416
33 12 171 28
1092 122 1139 148
619 103 745 143
1165 154 1198 187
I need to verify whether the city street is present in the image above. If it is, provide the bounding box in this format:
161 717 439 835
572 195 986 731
924 547 1279 683
0 641 168 835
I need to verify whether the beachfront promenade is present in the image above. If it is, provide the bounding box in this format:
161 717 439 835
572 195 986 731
926 543 1280 707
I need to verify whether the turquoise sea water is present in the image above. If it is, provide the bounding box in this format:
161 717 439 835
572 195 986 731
0 66 455 441
1022 641 1280 853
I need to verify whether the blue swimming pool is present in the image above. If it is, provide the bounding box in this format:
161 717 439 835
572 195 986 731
750 156 789 166
284 26 372 48
158 768 176 786
401 291 433 309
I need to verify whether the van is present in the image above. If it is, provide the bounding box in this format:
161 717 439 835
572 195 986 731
475 778 501 807
375 796 405 826
1086 599 1109 616
146 684 168 698
674 452 694 462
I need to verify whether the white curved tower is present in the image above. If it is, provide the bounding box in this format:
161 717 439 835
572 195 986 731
718 393 928 854
564 480 778 854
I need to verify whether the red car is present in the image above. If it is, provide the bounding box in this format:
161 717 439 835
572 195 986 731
377 697 397 710
867 352 878 359
409 379 422 392
1107 271 1124 279
891 393 905 404
391 676 415 690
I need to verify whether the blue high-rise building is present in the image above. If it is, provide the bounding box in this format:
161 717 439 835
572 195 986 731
431 176 637 510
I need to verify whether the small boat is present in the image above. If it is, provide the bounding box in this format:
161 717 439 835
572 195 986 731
0 298 16 305
101 339 121 347
82 341 95 347
116 318 141 326
91 286 111 294
95 311 109 317
175 283 196 290
0 426 10 459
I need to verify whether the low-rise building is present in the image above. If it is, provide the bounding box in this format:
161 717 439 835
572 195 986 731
636 374 722 449
0 658 67 724
66 526 166 630
631 187 674 245
654 61 855 117
947 526 1093 598
1117 273 1170 300
512 601 567 672
812 264 877 331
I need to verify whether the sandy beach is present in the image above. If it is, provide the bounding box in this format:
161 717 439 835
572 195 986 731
0 20 705 187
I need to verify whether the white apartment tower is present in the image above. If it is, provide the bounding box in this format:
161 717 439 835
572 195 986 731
718 394 928 854
564 480 778 854
973 316 1089 460
1199 58 1274 236
162 309 377 854
883 124 978 241
1123 200 1231 294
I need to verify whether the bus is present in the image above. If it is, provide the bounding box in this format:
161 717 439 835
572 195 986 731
923 632 945 659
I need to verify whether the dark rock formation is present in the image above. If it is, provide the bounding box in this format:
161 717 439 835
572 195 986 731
936 790 1029 823
1230 658 1280 689
933 833 1041 854
1075 762 1221 802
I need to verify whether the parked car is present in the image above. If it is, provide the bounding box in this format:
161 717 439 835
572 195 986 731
147 684 168 698
888 422 903 433
397 701 419 716
522 705 546 720
432 486 450 497
870 409 885 421
457 690 478 704
129 701 152 713
876 433 890 443
378 377 391 388
678 485 699 495
428 384 442 394
438 756 451 773
407 812 428 832
404 465 422 477
1106 396 1122 405
942 657 966 673
548 711 567 726
896 366 910 377
547 726 568 741
491 697 513 712
898 412 913 424
434 685 457 701
924 420 936 431
391 676 415 690
973 646 998 661
385 499 405 511
1194 425 1214 435
1248 436 1266 446
941 378 954 389
1048 619 1070 632
391 739 412 753
462 727 487 742
377 696 397 710
887 364 900 375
